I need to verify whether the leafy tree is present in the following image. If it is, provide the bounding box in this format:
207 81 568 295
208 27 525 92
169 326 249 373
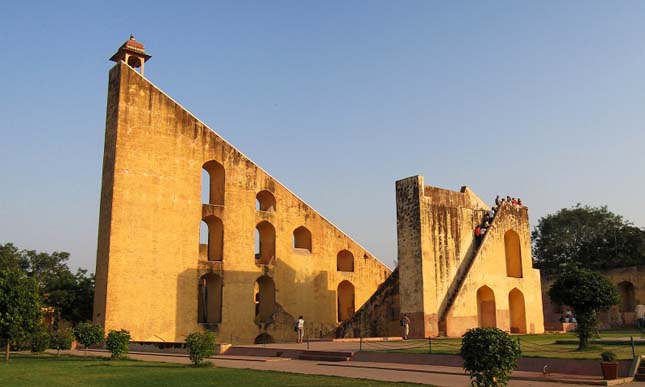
30 324 50 353
46 269 95 325
0 243 29 272
50 329 75 356
73 322 104 357
532 205 645 274
185 331 216 366
460 328 521 387
548 266 619 350
0 243 94 326
106 329 131 360
0 269 42 362
24 249 71 291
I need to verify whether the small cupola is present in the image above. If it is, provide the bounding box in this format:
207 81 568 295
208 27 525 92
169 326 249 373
109 35 151 75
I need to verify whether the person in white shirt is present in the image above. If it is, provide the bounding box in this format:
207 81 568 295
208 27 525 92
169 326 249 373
296 316 305 343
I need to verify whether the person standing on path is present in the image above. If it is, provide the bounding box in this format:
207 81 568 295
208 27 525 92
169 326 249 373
296 316 305 343
400 314 411 340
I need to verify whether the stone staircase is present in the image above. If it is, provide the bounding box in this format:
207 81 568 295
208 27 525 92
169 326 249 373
635 364 645 381
436 206 502 336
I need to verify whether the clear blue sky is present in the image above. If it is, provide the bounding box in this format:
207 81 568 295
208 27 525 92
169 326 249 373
1 1 644 271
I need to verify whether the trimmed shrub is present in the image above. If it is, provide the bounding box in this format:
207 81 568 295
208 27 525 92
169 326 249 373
106 329 131 360
185 331 216 366
50 329 75 356
460 328 521 387
30 325 50 353
601 351 617 362
73 322 104 357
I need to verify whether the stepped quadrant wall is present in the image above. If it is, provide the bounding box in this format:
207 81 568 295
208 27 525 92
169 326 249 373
94 63 391 343
396 176 544 338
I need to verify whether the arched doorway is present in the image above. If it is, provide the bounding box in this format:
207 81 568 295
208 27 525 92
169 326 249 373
337 280 355 322
508 288 527 333
477 285 497 328
254 276 276 323
504 230 522 278
198 273 223 324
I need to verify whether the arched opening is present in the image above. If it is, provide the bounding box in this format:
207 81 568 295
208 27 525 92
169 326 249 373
293 226 312 253
254 333 274 344
203 215 223 261
254 276 275 323
198 273 222 324
618 281 635 313
255 221 275 264
504 230 523 278
477 285 497 328
337 250 354 272
199 221 208 260
508 288 527 334
127 55 141 68
337 280 355 322
256 190 276 212
202 160 225 206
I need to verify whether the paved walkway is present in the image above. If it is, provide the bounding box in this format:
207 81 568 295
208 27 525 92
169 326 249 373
57 348 644 387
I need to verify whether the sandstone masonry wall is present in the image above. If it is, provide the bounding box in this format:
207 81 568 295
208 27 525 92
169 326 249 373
94 63 391 343
396 176 544 337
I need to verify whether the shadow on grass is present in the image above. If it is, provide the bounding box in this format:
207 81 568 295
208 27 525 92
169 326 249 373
10 354 109 362
82 362 183 369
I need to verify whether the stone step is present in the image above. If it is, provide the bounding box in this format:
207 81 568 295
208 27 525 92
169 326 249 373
225 347 354 361
298 354 351 362
299 350 354 358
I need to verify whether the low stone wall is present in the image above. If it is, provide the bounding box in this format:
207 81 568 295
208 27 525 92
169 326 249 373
354 351 633 377
544 322 577 332
92 341 230 355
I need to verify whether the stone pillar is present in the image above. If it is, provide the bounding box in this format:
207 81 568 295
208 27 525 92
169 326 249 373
396 176 431 338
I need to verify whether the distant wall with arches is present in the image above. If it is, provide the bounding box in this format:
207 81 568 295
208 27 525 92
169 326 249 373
542 265 645 329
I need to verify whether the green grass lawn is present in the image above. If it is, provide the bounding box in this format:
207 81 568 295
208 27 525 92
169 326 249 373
0 354 430 387
363 330 645 360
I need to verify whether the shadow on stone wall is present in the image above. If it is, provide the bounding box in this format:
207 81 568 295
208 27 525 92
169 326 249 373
176 260 338 344
335 267 401 338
